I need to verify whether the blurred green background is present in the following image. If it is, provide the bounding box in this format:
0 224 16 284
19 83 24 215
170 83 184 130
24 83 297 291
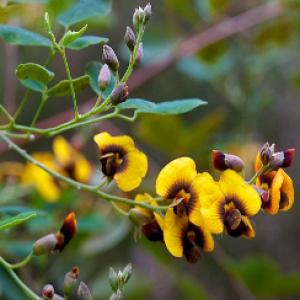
1 0 300 299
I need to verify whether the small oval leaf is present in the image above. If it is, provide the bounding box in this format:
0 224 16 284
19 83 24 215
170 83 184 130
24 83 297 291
48 75 90 97
118 98 207 115
0 211 37 231
67 35 108 50
16 63 54 84
0 25 51 47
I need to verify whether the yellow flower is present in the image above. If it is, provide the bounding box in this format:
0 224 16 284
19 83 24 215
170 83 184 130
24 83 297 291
53 136 92 183
155 157 219 229
22 153 62 202
94 132 148 192
163 208 214 263
133 193 164 241
202 170 261 238
255 154 294 215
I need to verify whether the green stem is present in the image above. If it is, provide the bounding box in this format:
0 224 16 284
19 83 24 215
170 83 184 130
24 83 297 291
30 92 48 127
0 132 168 213
9 252 33 269
14 90 30 121
0 104 14 123
60 48 79 120
3 132 35 140
247 164 270 184
0 256 41 300
121 24 145 83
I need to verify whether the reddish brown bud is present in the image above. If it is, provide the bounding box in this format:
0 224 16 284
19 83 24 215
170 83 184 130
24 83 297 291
111 83 129 105
124 26 136 52
212 150 244 172
142 221 163 242
98 64 111 91
282 148 295 168
42 284 55 299
102 45 119 72
55 212 77 252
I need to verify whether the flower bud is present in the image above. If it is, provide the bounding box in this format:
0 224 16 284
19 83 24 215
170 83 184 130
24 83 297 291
281 148 295 168
42 284 55 300
212 150 245 172
144 3 152 23
111 83 129 105
109 290 123 300
64 266 80 296
128 208 152 226
33 233 58 256
98 64 111 91
77 282 92 300
260 142 275 165
122 263 132 284
142 221 163 242
133 7 145 30
109 267 119 292
124 26 136 52
253 185 269 208
55 212 77 252
133 43 143 68
53 295 64 300
102 45 119 72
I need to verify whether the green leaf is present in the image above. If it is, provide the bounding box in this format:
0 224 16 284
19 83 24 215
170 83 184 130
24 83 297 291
118 98 207 115
20 79 46 93
85 61 115 98
66 35 108 50
57 0 112 27
48 75 90 96
16 63 54 85
0 211 37 231
0 25 51 47
60 24 88 47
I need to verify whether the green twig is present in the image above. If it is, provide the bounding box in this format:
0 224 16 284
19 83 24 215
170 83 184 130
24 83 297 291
0 104 14 124
0 132 168 213
247 164 270 184
30 91 48 127
0 256 41 300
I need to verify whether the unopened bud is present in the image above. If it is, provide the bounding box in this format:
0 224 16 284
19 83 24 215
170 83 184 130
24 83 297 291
128 208 152 226
55 212 77 252
225 209 242 230
98 64 111 91
124 26 136 52
144 3 152 23
109 267 119 292
260 142 275 165
142 220 163 242
42 284 55 300
64 266 80 296
33 233 58 256
111 83 129 105
133 43 143 68
77 282 92 300
212 150 245 172
102 45 119 72
122 263 132 284
110 290 123 300
281 148 295 168
133 7 145 30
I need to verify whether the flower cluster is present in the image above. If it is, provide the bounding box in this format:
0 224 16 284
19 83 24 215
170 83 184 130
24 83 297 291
93 132 295 263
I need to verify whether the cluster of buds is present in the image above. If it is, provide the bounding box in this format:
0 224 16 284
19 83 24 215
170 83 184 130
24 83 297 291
41 267 92 300
132 3 152 30
109 264 132 300
260 142 295 170
33 212 77 256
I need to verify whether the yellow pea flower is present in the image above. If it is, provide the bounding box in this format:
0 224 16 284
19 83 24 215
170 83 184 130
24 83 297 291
155 157 219 230
53 136 92 184
202 170 261 239
163 208 214 264
22 153 62 202
255 154 294 215
94 132 148 192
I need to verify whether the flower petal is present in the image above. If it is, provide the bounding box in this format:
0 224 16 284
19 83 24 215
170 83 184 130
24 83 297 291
156 157 197 199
